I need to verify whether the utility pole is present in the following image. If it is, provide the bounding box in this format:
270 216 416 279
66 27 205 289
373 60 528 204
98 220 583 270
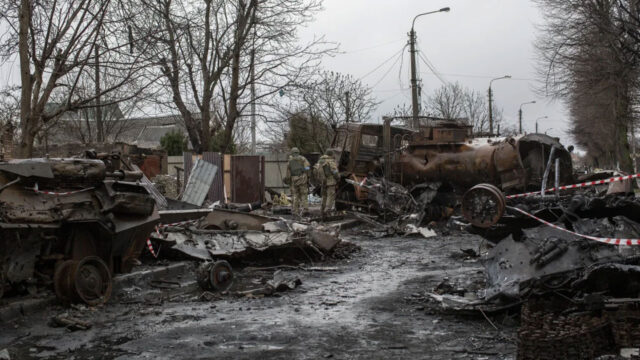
519 100 536 134
95 44 103 143
488 75 511 136
487 87 493 136
409 30 420 129
518 108 522 134
535 116 547 134
408 7 450 130
345 91 351 123
250 37 256 154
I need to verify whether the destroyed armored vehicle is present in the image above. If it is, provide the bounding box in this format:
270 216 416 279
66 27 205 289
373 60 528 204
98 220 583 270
330 117 573 214
0 156 160 305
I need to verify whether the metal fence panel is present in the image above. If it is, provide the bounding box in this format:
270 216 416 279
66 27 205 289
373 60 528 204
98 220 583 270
231 155 264 203
203 152 224 203
182 159 218 206
182 151 193 194
264 153 289 195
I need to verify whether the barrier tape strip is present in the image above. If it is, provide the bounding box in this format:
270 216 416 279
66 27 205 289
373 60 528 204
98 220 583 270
31 183 94 196
506 173 640 199
146 219 199 257
146 226 161 258
509 206 640 245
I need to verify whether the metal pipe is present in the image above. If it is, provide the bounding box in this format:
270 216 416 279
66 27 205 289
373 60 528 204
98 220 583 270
554 158 560 198
541 146 557 196
0 177 21 194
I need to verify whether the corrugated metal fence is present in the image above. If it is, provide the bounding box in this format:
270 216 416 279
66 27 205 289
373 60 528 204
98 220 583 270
264 153 289 195
182 152 265 204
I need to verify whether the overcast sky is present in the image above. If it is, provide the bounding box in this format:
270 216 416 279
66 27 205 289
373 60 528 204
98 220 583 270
0 0 573 146
300 0 571 144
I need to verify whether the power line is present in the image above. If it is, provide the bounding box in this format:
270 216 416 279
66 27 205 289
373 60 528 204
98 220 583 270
370 50 404 88
358 45 407 81
417 46 448 86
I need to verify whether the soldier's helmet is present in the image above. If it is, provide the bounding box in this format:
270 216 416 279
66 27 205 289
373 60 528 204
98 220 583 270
290 147 300 155
325 149 334 156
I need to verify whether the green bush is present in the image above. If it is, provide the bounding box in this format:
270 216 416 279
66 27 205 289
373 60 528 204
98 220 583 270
209 131 237 154
160 131 188 156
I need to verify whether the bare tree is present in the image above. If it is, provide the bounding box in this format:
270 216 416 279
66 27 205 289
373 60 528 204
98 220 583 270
0 87 20 130
130 0 332 154
0 0 157 157
280 70 378 128
423 82 505 135
425 82 465 120
535 0 639 171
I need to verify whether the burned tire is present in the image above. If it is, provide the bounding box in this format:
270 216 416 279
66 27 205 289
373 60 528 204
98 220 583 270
210 261 234 291
461 183 506 228
196 260 234 292
53 257 112 306
54 260 76 303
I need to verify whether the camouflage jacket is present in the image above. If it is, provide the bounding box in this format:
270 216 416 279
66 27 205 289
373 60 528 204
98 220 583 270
315 154 339 186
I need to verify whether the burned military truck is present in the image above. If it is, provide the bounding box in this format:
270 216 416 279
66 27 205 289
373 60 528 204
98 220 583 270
0 156 160 305
330 116 573 213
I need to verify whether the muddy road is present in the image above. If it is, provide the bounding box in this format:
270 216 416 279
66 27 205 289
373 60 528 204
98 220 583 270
0 233 516 359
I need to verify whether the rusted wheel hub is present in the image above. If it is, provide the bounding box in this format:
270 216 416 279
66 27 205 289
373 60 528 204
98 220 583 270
210 260 234 292
74 257 112 305
53 257 112 305
196 260 234 292
461 183 506 228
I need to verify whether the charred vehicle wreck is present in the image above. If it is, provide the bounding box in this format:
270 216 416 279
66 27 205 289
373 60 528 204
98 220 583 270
428 175 640 359
0 156 159 305
329 116 574 223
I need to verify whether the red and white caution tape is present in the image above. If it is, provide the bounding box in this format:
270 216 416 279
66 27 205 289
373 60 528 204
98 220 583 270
146 225 161 258
31 183 94 196
506 173 640 199
146 219 199 257
509 206 640 246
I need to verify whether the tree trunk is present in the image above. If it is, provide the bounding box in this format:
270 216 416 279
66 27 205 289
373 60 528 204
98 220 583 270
615 121 634 172
95 44 104 143
17 0 32 158
222 42 241 154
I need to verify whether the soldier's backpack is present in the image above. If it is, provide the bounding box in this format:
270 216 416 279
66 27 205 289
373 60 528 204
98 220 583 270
322 162 333 178
289 156 305 177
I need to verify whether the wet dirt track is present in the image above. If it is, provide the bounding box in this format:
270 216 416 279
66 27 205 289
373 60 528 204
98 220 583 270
0 233 516 359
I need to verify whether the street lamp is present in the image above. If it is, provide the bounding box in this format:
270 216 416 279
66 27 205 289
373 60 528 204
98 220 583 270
518 100 536 134
488 75 511 136
409 7 450 129
535 116 548 133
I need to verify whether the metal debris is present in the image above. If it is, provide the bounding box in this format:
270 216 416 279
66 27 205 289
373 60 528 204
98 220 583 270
196 260 234 292
235 270 302 297
181 159 218 206
0 156 160 305
50 314 92 331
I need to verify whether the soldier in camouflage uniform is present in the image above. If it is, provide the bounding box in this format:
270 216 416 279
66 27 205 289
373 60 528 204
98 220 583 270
285 147 310 217
315 149 340 217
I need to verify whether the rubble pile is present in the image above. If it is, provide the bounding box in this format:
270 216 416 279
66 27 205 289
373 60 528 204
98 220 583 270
153 174 179 199
150 219 346 264
460 184 640 358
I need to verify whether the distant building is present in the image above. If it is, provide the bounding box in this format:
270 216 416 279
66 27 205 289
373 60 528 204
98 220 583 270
45 105 195 150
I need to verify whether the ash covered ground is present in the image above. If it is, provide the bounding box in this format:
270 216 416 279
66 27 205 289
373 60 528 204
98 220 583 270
0 232 516 360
